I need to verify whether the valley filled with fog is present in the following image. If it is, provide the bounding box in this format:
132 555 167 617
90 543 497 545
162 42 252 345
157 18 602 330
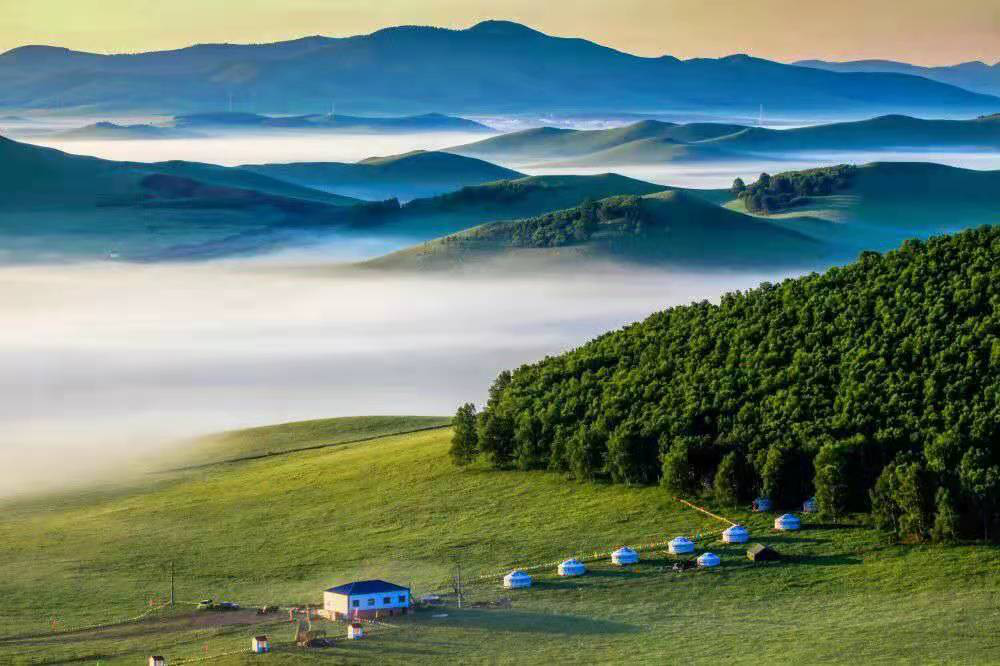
0 258 779 495
2 127 999 495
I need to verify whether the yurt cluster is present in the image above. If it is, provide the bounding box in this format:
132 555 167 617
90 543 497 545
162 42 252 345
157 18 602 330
501 496 816 589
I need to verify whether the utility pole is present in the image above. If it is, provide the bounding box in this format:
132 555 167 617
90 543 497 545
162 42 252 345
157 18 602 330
456 562 463 609
169 561 175 607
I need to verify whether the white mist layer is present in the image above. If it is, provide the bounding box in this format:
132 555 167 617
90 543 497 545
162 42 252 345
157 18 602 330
26 131 495 166
0 260 780 496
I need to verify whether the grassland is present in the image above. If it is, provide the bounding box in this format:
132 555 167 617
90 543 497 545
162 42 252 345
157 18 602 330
2 419 999 664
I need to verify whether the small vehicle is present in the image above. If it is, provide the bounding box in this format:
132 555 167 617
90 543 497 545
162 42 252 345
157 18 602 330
216 601 240 610
196 599 214 610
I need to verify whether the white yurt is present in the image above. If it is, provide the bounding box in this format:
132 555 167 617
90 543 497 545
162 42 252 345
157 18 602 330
611 546 639 565
722 524 750 544
774 513 801 531
754 497 773 512
803 497 818 513
558 558 587 576
503 570 532 589
697 552 721 568
668 536 695 555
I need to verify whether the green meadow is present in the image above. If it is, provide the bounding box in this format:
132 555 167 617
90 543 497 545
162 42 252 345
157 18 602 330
1 417 998 664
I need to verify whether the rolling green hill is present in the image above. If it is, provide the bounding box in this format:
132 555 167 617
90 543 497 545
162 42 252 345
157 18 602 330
366 190 828 271
1 419 998 664
448 115 1000 166
707 113 1000 152
242 151 522 201
447 120 744 164
732 162 1000 253
0 136 378 261
372 173 673 240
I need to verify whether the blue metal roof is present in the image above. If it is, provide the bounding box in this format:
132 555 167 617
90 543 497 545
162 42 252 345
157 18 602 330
325 579 410 596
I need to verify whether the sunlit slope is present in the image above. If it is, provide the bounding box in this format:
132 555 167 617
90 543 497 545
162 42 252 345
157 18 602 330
368 190 828 271
1 423 998 664
242 150 522 201
167 414 451 467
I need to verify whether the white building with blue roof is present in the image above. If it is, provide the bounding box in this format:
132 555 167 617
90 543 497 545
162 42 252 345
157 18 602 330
323 579 411 619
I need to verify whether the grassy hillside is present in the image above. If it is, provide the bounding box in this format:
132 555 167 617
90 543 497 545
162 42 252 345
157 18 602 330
366 190 827 271
371 173 671 240
242 151 522 201
448 115 1000 166
1 421 998 664
732 162 1000 253
167 415 452 467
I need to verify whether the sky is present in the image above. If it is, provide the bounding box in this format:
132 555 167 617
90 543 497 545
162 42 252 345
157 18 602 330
1 0 997 66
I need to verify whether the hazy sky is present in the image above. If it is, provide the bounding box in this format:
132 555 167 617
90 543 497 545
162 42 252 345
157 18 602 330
2 0 997 65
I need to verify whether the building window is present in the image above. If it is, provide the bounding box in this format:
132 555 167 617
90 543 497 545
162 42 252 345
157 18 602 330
398 595 406 603
383 596 391 604
351 600 359 607
367 598 375 606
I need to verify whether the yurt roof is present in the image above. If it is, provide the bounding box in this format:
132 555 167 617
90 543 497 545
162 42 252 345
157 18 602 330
669 536 693 544
561 558 583 566
506 570 530 578
613 546 637 554
724 524 748 532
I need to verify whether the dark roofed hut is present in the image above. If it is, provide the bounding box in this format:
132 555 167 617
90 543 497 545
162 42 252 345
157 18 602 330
747 543 780 562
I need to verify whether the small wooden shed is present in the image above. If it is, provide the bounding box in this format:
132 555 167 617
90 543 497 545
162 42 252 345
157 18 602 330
347 622 365 640
747 543 780 562
251 635 270 653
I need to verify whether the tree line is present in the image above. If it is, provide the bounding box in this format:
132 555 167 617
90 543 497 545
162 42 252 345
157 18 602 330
734 164 856 214
451 225 1000 542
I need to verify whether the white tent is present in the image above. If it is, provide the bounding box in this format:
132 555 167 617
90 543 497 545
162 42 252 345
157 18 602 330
503 570 532 589
803 497 818 513
668 536 695 555
697 552 721 567
722 524 750 544
774 513 801 531
754 497 773 512
558 558 587 576
611 547 639 565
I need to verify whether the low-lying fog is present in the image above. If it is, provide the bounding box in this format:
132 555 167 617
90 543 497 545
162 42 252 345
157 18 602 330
26 132 1000 190
0 260 781 496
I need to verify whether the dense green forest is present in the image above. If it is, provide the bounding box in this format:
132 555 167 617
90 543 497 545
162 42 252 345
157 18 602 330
452 226 1000 541
735 164 856 214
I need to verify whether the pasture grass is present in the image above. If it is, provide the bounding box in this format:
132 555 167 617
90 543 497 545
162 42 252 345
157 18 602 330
1 422 998 664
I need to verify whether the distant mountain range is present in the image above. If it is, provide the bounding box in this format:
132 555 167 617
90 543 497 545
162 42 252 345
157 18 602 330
0 21 995 117
171 111 492 133
448 114 1000 166
795 59 1000 97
